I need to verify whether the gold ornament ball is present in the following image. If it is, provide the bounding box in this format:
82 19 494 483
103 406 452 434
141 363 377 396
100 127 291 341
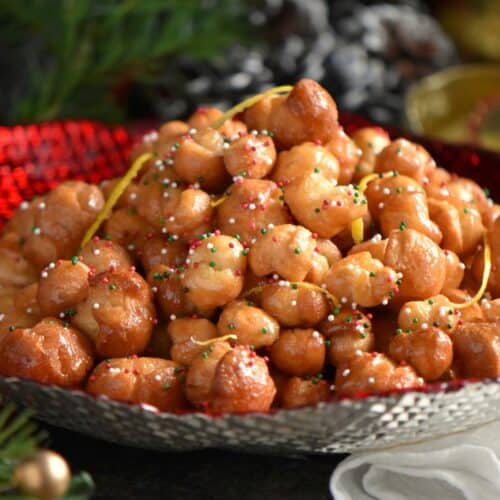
13 450 71 499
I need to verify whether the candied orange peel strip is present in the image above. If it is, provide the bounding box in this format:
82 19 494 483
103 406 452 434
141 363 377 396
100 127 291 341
211 85 293 129
210 195 228 208
191 334 238 346
351 173 382 244
449 231 491 309
80 152 153 248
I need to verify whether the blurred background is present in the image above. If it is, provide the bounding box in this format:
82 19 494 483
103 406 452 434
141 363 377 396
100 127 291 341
1 0 499 143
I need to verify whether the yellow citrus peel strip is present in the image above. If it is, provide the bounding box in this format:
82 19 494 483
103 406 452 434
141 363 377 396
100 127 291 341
351 172 392 245
80 152 153 248
211 85 293 129
210 195 228 208
191 334 238 346
243 280 340 308
449 231 491 309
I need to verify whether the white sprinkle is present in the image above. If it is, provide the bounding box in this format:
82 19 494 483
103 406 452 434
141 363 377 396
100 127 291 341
291 300 297 306
417 377 424 385
368 377 375 384
171 182 178 189
0 313 4 321
168 216 175 222
223 142 230 149
59 312 65 318
170 314 177 321
421 322 428 330
483 302 491 310
38 201 46 210
189 128 197 135
355 349 363 356
161 227 168 233
127 244 135 251
422 176 429 185
342 369 350 377
327 314 334 321
371 233 382 242
20 201 29 210
188 249 195 255
193 182 201 189
383 187 391 195
163 191 169 199
340 296 348 304
267 223 274 229
278 280 287 287
261 129 268 135
396 272 403 279
26 307 32 314
312 331 321 338
166 158 174 165
351 302 357 310
406 185 415 193
33 227 41 235
250 238 257 245
321 283 327 289
161 248 168 255
41 271 48 278
404 307 412 314
154 374 162 381
382 299 389 306
272 274 279 281
171 235 178 241
373 185 380 192
151 286 158 293
248 203 256 210
459 262 465 270
92 303 100 310
48 262 56 269
130 192 137 200
250 129 258 136
228 217 235 224
93 249 101 256
378 202 385 210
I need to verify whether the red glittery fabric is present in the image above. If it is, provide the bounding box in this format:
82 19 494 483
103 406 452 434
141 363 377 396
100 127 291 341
0 114 498 228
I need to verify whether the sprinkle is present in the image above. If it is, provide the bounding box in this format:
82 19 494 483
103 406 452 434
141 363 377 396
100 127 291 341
378 202 384 209
170 314 177 321
342 369 350 377
294 247 301 255
41 271 48 278
340 296 348 304
20 201 29 210
48 262 56 269
327 314 334 321
399 222 407 231
92 303 100 310
291 300 297 306
368 377 375 384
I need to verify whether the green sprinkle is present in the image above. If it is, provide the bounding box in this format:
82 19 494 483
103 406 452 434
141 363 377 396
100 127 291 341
345 316 352 323
314 207 321 213
234 234 241 241
261 327 268 334
173 142 180 149
369 271 376 277
129 207 137 215
463 208 470 214
209 261 216 267
241 249 249 256
412 317 419 324
396 328 403 335
360 332 367 339
361 199 368 204
393 170 399 176
399 222 407 231
240 171 247 178
208 345 214 352
294 247 301 255
160 217 167 225
447 323 453 329
153 272 162 279
396 186 402 193
228 323 236 330
428 299 434 305
388 291 395 298
109 284 117 291
353 198 359 204
174 367 183 374
405 328 413 334
143 180 149 186
432 321 439 327
324 339 331 347
162 383 171 391
261 228 267 235
183 287 189 293
18 237 26 246
314 167 320 173
71 256 79 265
483 187 491 198
396 279 402 285
291 283 298 289
333 307 341 316
201 351 208 359
163 271 171 279
210 247 217 253
8 325 16 331
396 147 402 155
279 195 285 201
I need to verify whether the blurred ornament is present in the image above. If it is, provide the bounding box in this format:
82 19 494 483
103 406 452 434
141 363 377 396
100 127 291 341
13 450 71 500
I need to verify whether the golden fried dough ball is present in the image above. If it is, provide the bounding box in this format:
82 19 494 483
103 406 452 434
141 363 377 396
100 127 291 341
217 300 279 348
270 328 326 376
0 318 93 386
452 322 500 378
348 235 387 262
260 284 329 327
0 233 37 288
375 138 435 182
104 208 156 255
87 357 186 412
37 259 89 317
174 128 229 192
218 120 248 139
325 252 398 308
305 239 342 285
482 299 500 322
442 250 465 290
365 175 442 243
280 376 331 409
398 295 459 334
139 237 187 274
187 106 223 131
428 198 483 256
182 235 247 310
168 318 217 365
442 289 483 323
224 133 276 179
21 182 104 270
472 217 500 297
285 180 367 239
136 177 213 239
79 238 133 275
0 283 41 334
270 79 338 149
319 310 374 366
243 94 286 133
335 352 423 397
4 198 38 239
324 125 361 185
159 120 190 140
216 179 289 244
73 268 155 358
351 127 391 181
272 142 339 186
384 229 446 302
389 327 453 381
100 178 140 209
447 178 490 217
249 224 316 282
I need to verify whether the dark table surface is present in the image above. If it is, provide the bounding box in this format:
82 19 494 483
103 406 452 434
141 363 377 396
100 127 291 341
43 423 345 500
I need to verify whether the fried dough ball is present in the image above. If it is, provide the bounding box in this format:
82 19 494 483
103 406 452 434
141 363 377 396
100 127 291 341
324 125 361 185
224 133 276 179
147 265 210 319
182 235 247 310
100 178 140 209
37 259 89 317
260 284 329 327
168 318 217 366
174 128 229 192
319 310 374 366
440 178 490 217
351 127 391 181
442 250 465 291
104 208 156 255
305 239 342 285
428 198 483 256
0 283 41 334
187 106 222 131
270 79 338 149
73 268 155 358
398 295 459 334
139 237 187 274
0 233 37 288
0 318 93 386
452 322 500 378
216 179 289 244
21 182 104 270
375 138 435 182
365 175 442 243
243 94 286 132
5 199 39 239
325 252 398 308
136 178 213 239
159 119 190 141
335 352 423 397
270 328 326 376
482 298 500 322
384 229 446 302
249 224 316 282
272 142 339 186
217 301 279 348
87 357 186 412
280 376 331 409
79 238 133 275
389 327 453 381
442 289 483 322
285 180 367 239
348 235 387 262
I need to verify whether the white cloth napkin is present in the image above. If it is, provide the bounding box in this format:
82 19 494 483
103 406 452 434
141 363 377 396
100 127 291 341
330 420 500 500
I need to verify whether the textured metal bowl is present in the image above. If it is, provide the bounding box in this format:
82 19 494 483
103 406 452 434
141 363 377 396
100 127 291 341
0 377 499 454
